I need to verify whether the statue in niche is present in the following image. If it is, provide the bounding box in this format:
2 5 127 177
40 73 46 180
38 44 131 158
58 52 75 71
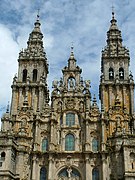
85 80 90 89
13 74 17 83
57 102 62 112
59 78 63 87
69 78 74 89
79 102 84 112
52 80 58 89
18 118 27 136
21 118 27 127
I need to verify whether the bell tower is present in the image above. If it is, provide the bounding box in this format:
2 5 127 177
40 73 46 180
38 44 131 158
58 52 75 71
10 15 49 116
99 11 135 180
100 11 134 116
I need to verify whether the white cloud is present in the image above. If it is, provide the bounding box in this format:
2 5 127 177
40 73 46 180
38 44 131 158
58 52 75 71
0 24 19 115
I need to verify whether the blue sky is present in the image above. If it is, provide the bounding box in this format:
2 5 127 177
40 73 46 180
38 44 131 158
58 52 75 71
0 0 135 118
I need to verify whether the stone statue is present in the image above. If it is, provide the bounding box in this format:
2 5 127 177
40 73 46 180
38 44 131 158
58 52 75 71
70 78 74 88
52 80 58 89
67 167 72 178
85 80 90 89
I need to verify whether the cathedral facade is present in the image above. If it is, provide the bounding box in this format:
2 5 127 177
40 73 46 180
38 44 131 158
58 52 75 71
0 11 135 180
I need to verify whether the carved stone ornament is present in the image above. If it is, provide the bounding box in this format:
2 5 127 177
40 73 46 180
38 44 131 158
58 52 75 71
66 98 75 109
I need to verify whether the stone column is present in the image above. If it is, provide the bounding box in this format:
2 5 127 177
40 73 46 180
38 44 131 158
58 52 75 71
102 154 107 180
130 85 134 115
34 120 39 151
48 155 54 180
16 152 24 180
101 120 106 151
85 120 90 151
85 155 90 180
109 86 112 107
101 85 105 110
39 87 43 111
32 156 37 180
31 88 35 111
10 86 17 115
19 88 23 109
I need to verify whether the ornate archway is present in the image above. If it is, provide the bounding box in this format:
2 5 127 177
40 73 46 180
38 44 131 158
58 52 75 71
57 167 82 180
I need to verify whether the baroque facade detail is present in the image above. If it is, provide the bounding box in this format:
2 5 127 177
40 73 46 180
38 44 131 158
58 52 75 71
0 12 135 180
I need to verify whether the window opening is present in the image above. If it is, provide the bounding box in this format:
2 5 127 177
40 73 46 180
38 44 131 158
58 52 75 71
65 134 75 151
40 167 47 180
22 69 27 82
58 167 81 178
1 152 5 160
33 69 38 82
109 68 114 80
66 113 75 127
119 67 124 80
42 138 48 152
92 139 99 152
132 162 134 169
92 168 99 180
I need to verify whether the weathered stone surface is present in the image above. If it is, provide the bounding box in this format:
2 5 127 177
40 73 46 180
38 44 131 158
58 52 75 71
0 12 135 180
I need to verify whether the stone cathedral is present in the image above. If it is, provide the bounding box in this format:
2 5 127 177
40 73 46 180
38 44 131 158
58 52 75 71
0 11 135 180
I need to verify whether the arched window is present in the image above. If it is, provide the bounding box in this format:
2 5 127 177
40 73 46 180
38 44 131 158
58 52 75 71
33 69 38 82
58 167 81 178
65 134 75 151
130 153 135 170
40 167 47 180
119 67 124 80
1 152 5 160
66 113 75 127
22 69 27 82
42 138 48 152
92 168 99 180
92 138 99 152
109 67 114 80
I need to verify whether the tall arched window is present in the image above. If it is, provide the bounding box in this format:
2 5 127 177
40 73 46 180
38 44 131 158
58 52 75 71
119 67 124 80
33 69 38 82
92 168 99 180
65 134 75 151
42 138 48 152
22 69 27 82
109 67 114 80
40 167 47 180
66 113 75 127
92 138 99 152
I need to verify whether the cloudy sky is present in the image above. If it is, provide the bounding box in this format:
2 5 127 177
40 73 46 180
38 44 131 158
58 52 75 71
0 0 135 118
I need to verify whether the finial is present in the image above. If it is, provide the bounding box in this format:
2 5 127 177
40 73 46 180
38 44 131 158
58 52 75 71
101 104 104 113
71 42 74 53
111 5 115 19
37 9 40 21
93 94 97 103
92 94 98 108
